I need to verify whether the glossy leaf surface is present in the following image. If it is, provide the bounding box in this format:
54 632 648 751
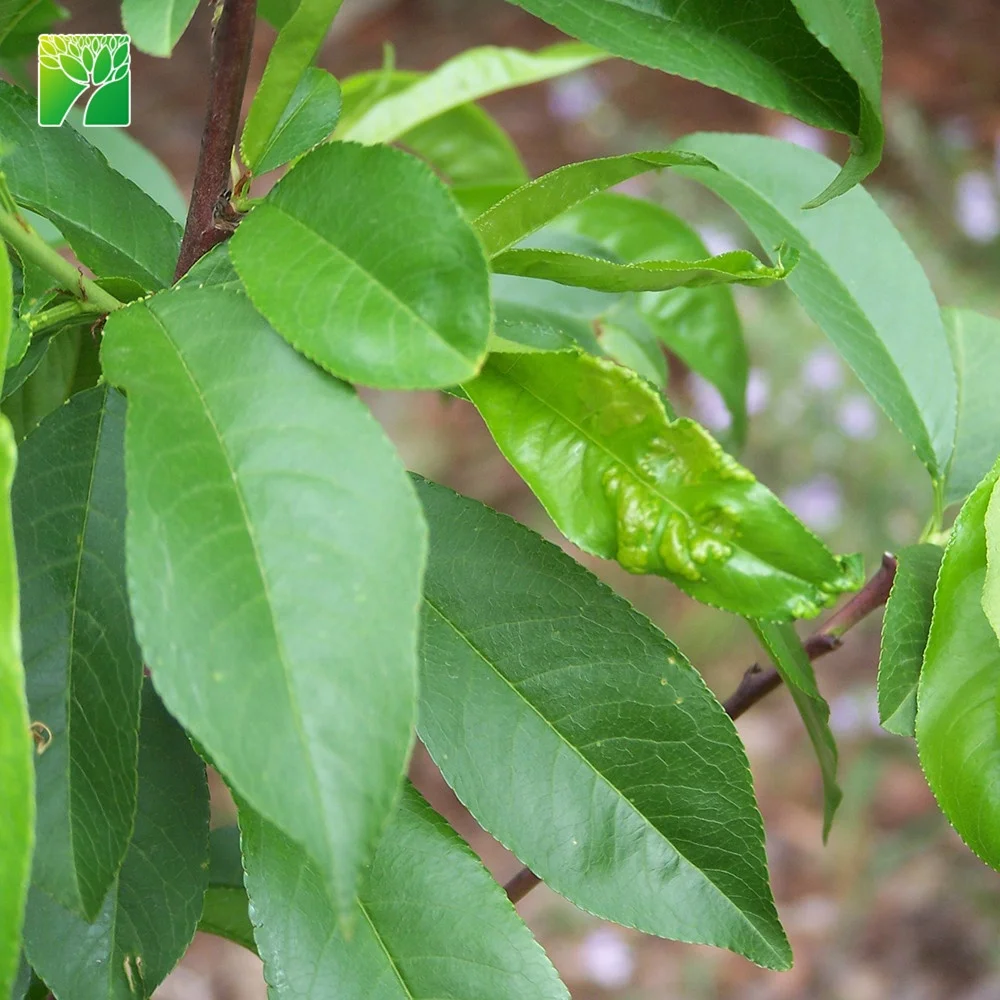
122 0 199 56
464 352 862 619
240 0 344 172
13 385 142 918
0 390 31 998
101 286 425 918
751 620 841 838
0 83 182 288
232 141 491 389
343 42 605 145
491 245 794 290
877 543 942 737
24 685 210 1000
555 193 748 445
943 308 1000 506
917 460 1000 868
674 133 954 478
254 67 342 174
242 784 571 998
475 150 710 257
504 0 882 204
415 478 790 968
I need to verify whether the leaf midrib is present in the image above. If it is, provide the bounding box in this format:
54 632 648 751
421 594 786 965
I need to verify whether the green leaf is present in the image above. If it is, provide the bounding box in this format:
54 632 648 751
240 0 345 173
259 0 298 29
475 150 712 257
491 245 795 290
198 828 256 954
122 0 199 56
0 1 51 45
175 241 242 292
0 395 31 996
231 142 491 390
100 286 426 918
340 69 527 186
491 301 598 355
13 385 143 919
504 0 882 204
916 458 1000 869
0 83 181 288
878 543 942 738
464 351 862 620
254 67 341 174
242 784 572 998
24 684 210 1000
553 193 749 447
750 620 841 838
943 308 1000 507
2 328 82 440
674 133 955 479
342 42 606 146
0 2 67 59
415 478 790 969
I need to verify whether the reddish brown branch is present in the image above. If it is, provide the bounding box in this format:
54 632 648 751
173 0 257 281
503 552 898 905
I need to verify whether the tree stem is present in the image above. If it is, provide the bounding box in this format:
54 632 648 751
503 553 899 905
174 0 257 280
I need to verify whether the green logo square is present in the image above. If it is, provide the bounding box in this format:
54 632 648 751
37 34 131 128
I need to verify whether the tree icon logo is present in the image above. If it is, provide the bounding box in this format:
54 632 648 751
37 34 131 127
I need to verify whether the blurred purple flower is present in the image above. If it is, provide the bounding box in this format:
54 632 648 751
580 927 635 989
771 117 829 154
836 394 878 440
688 375 731 431
696 224 739 256
940 115 975 153
954 170 1000 243
782 475 843 532
802 347 843 392
547 73 604 122
746 368 770 415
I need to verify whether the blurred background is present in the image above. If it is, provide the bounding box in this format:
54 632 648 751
30 0 1000 996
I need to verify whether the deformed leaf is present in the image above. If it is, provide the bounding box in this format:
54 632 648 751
231 141 491 389
878 543 942 737
342 42 606 146
475 150 712 257
24 685 210 1000
673 134 955 479
490 245 794 290
750 620 841 838
241 784 571 999
101 286 425 919
464 351 862 620
917 458 1000 869
254 67 342 174
943 308 1000 507
13 385 143 919
122 0 199 56
415 478 791 969
0 82 182 288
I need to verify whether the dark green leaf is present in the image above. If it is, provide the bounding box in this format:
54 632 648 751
504 0 882 204
475 150 712 257
240 0 345 173
175 242 242 291
0 1 54 46
943 308 1000 507
2 335 51 402
242 784 572 998
259 0 298 29
464 351 862 620
491 245 794 290
24 684 210 1000
674 133 955 479
231 142 491 389
415 478 790 969
750 620 841 838
14 385 142 918
877 543 942 738
0 82 182 288
0 2 68 59
101 286 425 918
0 369 32 997
197 828 256 954
342 42 605 146
916 459 1000 869
3 326 82 441
554 193 748 446
122 0 199 56
254 68 342 174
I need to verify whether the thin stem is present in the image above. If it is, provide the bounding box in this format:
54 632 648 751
503 553 898 905
27 298 107 336
0 203 123 315
173 0 257 280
